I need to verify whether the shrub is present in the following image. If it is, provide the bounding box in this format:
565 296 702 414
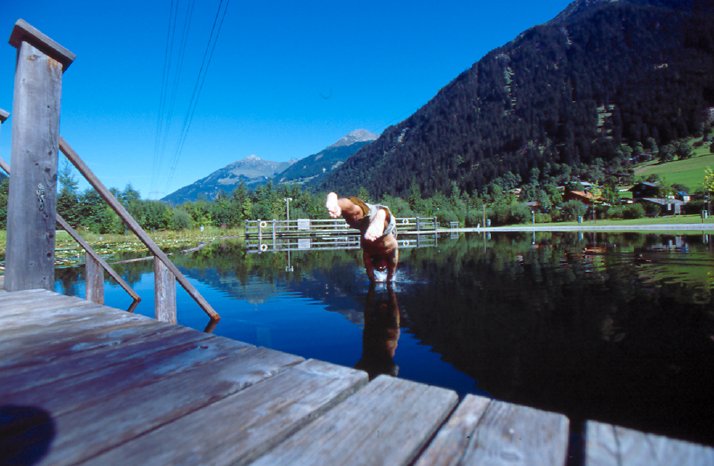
607 205 625 219
623 203 645 219
171 209 193 230
560 200 588 221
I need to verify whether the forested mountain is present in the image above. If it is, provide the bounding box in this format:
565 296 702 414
277 129 377 185
162 155 293 204
321 0 714 197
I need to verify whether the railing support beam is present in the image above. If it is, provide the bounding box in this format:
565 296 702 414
5 20 74 291
85 253 105 304
154 257 177 324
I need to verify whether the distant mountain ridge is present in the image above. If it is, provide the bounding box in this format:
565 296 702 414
162 129 377 204
276 129 377 185
321 0 714 197
162 155 293 204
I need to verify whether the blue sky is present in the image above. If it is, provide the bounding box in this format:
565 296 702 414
0 1 572 199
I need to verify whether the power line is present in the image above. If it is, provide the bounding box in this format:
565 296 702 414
164 0 231 192
150 0 180 197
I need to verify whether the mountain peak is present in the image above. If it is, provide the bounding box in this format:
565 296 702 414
244 154 261 161
328 129 378 149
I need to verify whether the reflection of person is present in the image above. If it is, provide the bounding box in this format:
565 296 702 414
355 284 401 378
326 192 398 282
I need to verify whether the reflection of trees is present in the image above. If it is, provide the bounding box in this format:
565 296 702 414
400 232 714 445
355 285 401 379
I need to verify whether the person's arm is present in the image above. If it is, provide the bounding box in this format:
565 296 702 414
326 192 363 220
387 248 399 282
363 250 377 282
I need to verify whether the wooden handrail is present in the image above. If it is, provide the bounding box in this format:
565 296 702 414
58 137 220 321
0 156 140 303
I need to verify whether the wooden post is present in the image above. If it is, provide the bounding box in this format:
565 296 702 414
5 20 75 291
272 220 276 251
85 253 104 304
154 257 177 324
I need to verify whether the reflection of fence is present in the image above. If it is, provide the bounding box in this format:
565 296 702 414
245 217 438 241
246 233 439 253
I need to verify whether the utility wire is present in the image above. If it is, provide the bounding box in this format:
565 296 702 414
150 0 180 197
164 0 231 192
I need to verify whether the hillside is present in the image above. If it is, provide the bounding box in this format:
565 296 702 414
276 129 377 185
162 130 376 204
321 0 714 197
162 155 293 204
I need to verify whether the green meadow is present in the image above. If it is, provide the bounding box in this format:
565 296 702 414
635 153 714 191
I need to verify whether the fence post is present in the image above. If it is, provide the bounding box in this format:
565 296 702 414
154 257 177 324
85 253 104 304
5 20 75 291
272 220 276 251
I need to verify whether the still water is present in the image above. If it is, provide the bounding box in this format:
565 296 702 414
55 231 714 446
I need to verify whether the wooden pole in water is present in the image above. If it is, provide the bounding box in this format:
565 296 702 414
5 20 75 291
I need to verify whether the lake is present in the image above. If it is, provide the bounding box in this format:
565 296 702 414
54 231 714 447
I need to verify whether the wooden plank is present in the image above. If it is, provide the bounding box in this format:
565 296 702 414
0 324 207 393
0 290 86 316
0 312 164 369
416 395 570 466
4 39 63 291
87 359 368 465
2 334 254 417
15 346 302 464
251 375 459 466
584 421 714 466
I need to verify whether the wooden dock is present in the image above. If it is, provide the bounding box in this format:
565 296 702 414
2 289 713 465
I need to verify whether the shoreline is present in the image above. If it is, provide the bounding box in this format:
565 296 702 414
443 223 714 233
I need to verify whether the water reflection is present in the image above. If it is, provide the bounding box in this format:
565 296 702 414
355 284 401 379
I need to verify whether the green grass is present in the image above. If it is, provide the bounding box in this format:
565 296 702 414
634 153 714 191
633 132 714 191
511 214 714 231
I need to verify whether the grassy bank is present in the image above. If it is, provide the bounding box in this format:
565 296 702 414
0 226 243 267
634 153 714 191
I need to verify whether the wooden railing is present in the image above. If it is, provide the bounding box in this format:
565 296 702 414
0 154 140 305
59 138 219 322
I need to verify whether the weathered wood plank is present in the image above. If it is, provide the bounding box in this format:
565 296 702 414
584 421 714 466
3 334 254 417
0 301 129 332
416 394 570 466
87 359 368 465
0 312 165 370
0 325 209 394
251 375 459 466
17 346 302 464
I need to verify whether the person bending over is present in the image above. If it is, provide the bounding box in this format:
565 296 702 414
326 192 398 282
